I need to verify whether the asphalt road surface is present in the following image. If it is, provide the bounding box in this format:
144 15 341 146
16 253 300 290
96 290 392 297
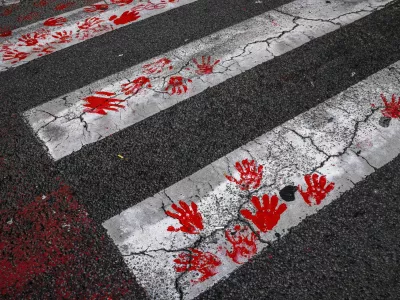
1 0 400 299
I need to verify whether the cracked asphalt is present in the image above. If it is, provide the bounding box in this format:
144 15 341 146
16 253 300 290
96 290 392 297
1 0 400 299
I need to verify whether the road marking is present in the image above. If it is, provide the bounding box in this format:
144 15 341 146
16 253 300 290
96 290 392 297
23 0 393 161
0 0 198 71
102 60 400 300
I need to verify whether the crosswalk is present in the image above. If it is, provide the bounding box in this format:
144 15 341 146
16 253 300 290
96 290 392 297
2 0 400 298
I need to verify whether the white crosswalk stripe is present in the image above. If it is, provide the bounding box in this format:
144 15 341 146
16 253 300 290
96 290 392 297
8 0 400 298
23 0 393 161
0 0 197 71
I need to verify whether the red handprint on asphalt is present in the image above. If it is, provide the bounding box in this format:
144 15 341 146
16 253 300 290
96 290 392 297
174 249 221 283
109 10 140 25
193 56 220 75
165 76 192 95
84 4 109 12
298 173 335 206
2 49 30 64
225 159 263 191
51 31 73 44
225 225 257 264
0 27 12 37
55 2 75 11
142 57 173 74
121 76 152 95
381 93 400 119
165 200 204 234
43 17 67 26
240 194 287 232
83 91 125 115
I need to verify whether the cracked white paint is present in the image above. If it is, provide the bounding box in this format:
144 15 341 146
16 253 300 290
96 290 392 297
0 0 198 71
103 61 400 299
23 0 393 161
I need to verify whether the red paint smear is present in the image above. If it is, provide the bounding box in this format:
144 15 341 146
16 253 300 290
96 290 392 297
121 76 152 95
298 173 335 206
193 56 220 75
225 159 263 190
2 7 16 17
55 1 75 11
225 225 257 264
165 76 192 95
174 249 221 283
381 93 400 118
109 10 140 25
110 0 133 6
0 28 12 37
142 57 172 74
240 194 287 232
18 11 40 23
84 3 109 12
83 91 125 115
165 200 204 234
44 16 67 26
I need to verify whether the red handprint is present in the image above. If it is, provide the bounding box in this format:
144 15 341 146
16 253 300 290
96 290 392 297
165 76 192 95
109 10 140 25
225 159 263 191
17 31 49 46
381 93 400 119
34 0 49 7
298 173 335 206
76 17 110 40
142 57 173 74
0 28 12 37
174 249 221 283
165 200 204 234
55 2 75 11
193 56 220 75
18 12 40 23
77 17 104 30
110 0 133 6
225 225 257 264
44 17 67 26
32 43 55 56
121 76 152 95
2 49 29 64
51 31 73 44
84 4 109 12
83 91 125 115
240 194 287 232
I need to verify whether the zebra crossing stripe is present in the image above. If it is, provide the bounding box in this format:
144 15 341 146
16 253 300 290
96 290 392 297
0 0 198 71
23 0 393 161
102 60 400 300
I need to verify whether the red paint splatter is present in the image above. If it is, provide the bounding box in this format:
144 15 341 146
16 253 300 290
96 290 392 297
33 43 56 56
381 93 400 118
109 10 140 25
225 225 257 264
165 76 192 95
83 91 125 115
225 159 263 190
55 1 75 11
110 0 133 6
44 16 67 26
18 11 40 23
193 56 220 75
2 48 29 64
0 28 12 37
84 3 109 12
52 30 73 44
165 200 204 234
121 76 152 95
298 173 335 206
34 0 50 7
142 57 172 74
174 249 221 283
240 194 287 232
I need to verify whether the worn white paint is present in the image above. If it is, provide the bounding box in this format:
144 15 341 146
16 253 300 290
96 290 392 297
23 0 393 161
103 60 400 300
0 0 198 71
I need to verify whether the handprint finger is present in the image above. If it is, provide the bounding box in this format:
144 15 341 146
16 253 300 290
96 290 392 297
319 175 327 189
250 195 263 211
240 208 254 220
311 173 320 187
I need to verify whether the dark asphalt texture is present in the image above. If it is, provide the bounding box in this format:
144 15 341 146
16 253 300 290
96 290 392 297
0 0 400 298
